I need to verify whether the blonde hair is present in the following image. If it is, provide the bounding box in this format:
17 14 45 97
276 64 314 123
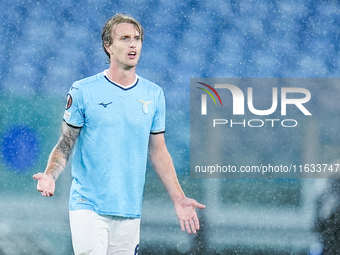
101 13 144 60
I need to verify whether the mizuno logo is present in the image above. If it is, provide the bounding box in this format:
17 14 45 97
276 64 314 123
98 102 112 108
138 100 152 114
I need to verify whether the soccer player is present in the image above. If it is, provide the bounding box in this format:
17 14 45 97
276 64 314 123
33 13 205 254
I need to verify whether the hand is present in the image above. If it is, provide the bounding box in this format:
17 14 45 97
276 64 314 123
33 173 55 197
173 197 205 234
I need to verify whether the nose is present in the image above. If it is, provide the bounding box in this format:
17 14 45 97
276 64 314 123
129 38 139 45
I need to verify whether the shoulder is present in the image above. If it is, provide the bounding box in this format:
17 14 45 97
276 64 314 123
137 75 164 94
72 72 105 90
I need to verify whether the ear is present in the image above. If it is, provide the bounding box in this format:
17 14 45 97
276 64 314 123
104 42 112 55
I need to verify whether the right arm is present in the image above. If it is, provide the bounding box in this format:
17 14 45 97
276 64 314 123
33 121 81 197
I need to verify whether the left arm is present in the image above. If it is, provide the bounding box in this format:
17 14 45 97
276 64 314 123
148 133 205 234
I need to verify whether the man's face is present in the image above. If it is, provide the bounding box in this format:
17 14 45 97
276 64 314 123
107 23 142 69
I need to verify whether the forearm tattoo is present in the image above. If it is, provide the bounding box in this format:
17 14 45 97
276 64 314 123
47 122 81 180
57 122 81 161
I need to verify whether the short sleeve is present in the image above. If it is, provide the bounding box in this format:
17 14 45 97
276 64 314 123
150 89 166 134
63 83 85 127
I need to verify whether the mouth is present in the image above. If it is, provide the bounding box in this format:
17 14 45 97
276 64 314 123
128 51 137 58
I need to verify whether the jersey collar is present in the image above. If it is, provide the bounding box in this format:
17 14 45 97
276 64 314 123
103 70 139 90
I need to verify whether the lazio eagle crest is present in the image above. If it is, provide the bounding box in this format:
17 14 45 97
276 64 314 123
138 100 152 114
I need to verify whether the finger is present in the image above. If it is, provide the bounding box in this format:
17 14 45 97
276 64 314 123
193 214 200 230
180 220 185 232
189 218 197 234
185 220 192 234
33 173 43 180
37 184 43 192
194 201 206 209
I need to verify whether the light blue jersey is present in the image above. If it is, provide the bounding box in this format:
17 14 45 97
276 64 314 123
63 71 165 217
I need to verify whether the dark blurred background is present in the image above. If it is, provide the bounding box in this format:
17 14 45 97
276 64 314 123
1 0 340 254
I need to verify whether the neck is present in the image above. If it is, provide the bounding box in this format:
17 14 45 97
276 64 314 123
106 63 137 86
